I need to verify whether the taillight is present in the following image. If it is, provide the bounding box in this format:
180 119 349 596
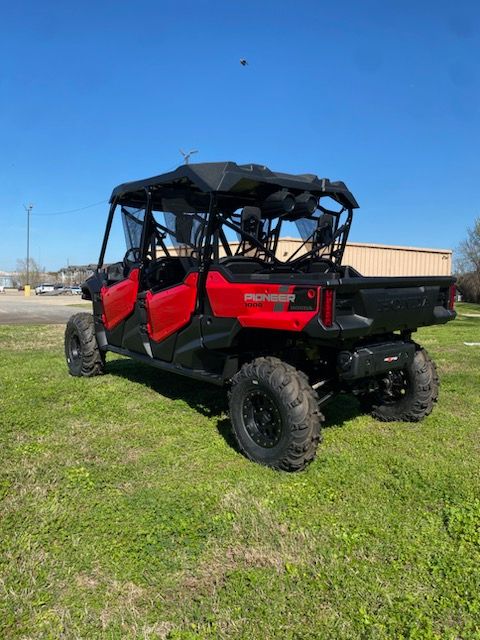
448 284 456 311
320 288 335 327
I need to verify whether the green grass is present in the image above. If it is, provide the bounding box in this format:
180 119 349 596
456 301 480 315
1 304 479 639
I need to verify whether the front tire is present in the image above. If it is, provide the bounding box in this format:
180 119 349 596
65 313 105 377
360 345 439 422
229 357 323 472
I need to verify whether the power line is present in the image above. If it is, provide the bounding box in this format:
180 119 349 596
29 161 186 217
31 199 108 217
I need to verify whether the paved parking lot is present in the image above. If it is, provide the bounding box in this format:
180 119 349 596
0 291 91 324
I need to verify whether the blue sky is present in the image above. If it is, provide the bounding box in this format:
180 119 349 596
1 0 479 271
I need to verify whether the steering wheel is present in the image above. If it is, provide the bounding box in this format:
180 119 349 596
123 247 142 266
123 248 158 266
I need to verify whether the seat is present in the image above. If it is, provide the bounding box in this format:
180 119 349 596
307 261 333 274
145 257 194 291
218 256 266 275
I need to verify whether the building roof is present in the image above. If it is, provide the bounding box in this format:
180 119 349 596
276 238 453 254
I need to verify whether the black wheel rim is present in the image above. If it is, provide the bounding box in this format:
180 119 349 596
242 388 282 448
69 332 82 363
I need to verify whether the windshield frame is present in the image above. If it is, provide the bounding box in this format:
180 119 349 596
97 189 151 268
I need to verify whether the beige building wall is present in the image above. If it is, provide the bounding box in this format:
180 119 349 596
227 239 453 276
342 242 452 276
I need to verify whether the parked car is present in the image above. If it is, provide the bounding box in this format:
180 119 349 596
35 283 55 295
68 286 82 295
50 284 67 295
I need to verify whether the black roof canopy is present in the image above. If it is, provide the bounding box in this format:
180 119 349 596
110 161 359 210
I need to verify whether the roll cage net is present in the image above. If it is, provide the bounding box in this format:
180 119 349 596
121 206 144 251
147 198 208 261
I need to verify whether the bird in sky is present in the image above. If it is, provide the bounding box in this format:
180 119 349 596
240 58 248 66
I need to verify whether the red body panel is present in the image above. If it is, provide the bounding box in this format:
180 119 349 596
101 269 140 330
145 272 199 343
206 271 319 331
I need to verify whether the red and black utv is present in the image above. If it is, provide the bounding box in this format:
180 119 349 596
65 162 456 471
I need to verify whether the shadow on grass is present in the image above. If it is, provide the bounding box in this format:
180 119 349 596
322 394 362 429
106 358 238 450
106 358 363 452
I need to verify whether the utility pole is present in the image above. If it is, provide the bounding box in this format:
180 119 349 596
24 204 33 285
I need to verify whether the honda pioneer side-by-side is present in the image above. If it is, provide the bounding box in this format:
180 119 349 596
65 162 456 471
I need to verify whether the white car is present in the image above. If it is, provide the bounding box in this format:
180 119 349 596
35 283 55 295
69 286 82 295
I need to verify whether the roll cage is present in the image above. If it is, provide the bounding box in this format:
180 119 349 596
210 199 353 268
98 188 354 272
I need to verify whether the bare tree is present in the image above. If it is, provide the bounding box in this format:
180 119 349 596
16 258 44 287
456 217 480 303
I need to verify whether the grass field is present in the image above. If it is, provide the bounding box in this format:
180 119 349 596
1 305 479 639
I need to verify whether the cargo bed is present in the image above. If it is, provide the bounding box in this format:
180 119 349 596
331 275 455 339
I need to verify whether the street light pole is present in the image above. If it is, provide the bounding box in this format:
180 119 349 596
24 204 33 285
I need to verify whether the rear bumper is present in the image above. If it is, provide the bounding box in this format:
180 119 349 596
337 341 416 380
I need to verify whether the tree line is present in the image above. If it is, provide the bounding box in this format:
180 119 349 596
10 258 50 288
456 217 480 303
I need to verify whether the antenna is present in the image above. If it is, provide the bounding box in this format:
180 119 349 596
179 149 198 164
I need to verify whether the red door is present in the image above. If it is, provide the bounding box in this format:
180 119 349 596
144 272 198 342
100 269 140 330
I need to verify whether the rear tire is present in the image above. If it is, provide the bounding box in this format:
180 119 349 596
229 357 323 472
360 345 439 422
65 313 105 377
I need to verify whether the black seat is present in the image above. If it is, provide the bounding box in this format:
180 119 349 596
218 256 266 275
307 261 332 274
145 257 195 291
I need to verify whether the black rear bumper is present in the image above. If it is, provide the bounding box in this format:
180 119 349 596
337 341 416 380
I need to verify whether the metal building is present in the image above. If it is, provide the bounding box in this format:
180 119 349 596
229 239 453 276
342 242 452 277
0 271 16 287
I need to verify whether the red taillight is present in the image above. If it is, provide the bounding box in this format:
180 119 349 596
448 284 456 311
320 288 335 327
